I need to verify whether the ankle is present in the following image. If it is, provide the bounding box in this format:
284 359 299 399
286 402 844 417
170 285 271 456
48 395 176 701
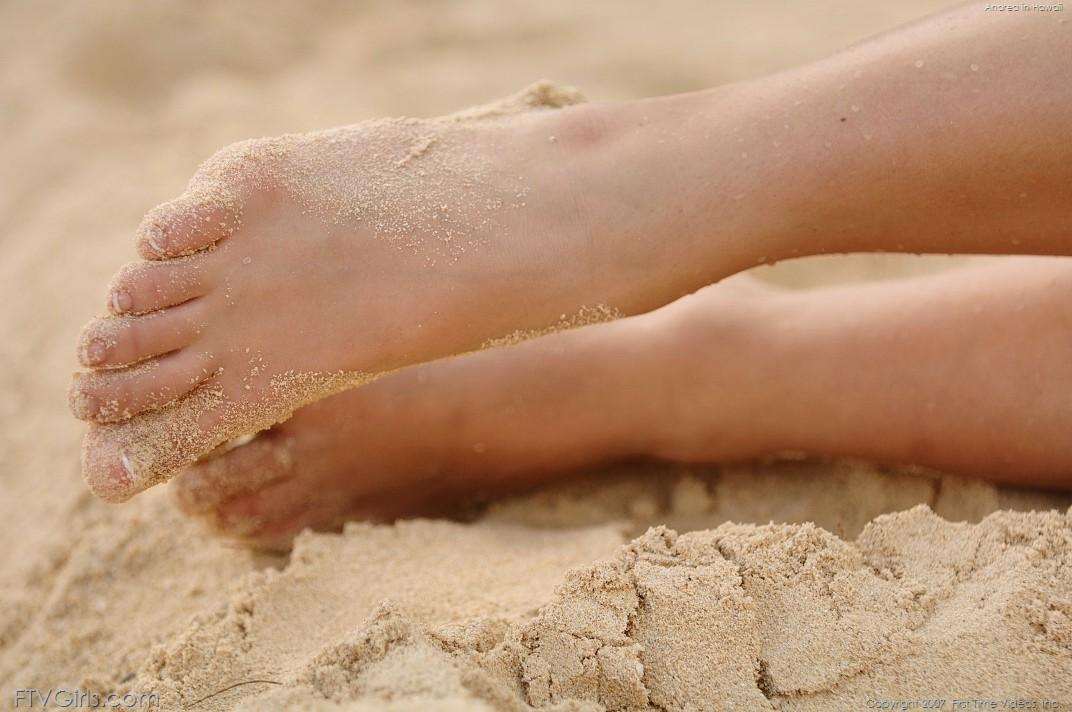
642 279 790 464
569 88 815 309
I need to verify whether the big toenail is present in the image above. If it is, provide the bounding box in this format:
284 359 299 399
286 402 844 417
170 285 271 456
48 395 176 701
110 291 133 314
119 451 136 480
146 226 168 256
81 338 107 366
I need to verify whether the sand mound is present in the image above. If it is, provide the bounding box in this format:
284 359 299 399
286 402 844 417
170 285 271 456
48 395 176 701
73 506 1064 709
5 463 1069 710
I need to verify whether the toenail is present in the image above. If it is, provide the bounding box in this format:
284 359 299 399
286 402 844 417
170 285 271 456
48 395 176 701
81 338 107 366
71 389 99 418
146 226 168 256
110 290 133 314
119 451 135 480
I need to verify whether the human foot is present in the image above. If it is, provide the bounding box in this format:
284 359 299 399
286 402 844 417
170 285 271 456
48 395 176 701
171 277 781 549
69 84 601 502
72 81 797 503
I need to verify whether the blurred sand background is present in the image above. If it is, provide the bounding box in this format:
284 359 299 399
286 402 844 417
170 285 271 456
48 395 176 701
1 1 1069 709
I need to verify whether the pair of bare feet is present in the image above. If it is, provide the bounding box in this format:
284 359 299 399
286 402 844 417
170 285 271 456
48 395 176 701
70 0 1072 546
70 81 807 546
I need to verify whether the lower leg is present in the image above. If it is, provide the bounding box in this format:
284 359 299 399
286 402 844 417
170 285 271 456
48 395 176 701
658 258 1072 488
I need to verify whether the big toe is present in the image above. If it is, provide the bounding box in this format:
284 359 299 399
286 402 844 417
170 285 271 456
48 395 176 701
172 431 295 515
80 386 227 502
80 425 138 503
136 187 242 260
214 477 334 549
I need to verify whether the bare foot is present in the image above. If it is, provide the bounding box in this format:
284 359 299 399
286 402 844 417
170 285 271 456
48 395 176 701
71 79 796 503
70 83 745 502
170 278 778 549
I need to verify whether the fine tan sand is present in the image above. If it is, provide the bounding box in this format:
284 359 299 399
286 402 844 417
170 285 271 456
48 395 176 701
1 1 1070 710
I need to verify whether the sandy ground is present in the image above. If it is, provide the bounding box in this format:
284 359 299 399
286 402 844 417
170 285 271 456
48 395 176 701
1 1 1070 709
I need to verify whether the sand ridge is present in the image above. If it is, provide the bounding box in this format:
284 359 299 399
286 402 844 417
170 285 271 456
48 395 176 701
3 456 1070 710
95 506 1069 710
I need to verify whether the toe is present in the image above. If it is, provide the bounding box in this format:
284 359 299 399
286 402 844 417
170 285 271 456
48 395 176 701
81 425 139 503
81 385 226 503
214 477 325 546
135 188 242 260
78 300 206 369
172 431 294 515
69 348 217 422
107 257 212 316
244 513 333 551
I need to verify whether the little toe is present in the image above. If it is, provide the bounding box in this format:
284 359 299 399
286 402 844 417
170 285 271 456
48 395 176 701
78 300 206 369
172 432 295 515
69 348 217 422
136 188 242 260
107 257 212 316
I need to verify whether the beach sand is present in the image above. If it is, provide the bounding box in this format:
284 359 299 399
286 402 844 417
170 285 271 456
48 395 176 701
1 1 1069 709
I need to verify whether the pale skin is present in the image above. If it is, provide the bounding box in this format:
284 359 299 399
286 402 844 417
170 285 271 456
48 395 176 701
70 3 1071 544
